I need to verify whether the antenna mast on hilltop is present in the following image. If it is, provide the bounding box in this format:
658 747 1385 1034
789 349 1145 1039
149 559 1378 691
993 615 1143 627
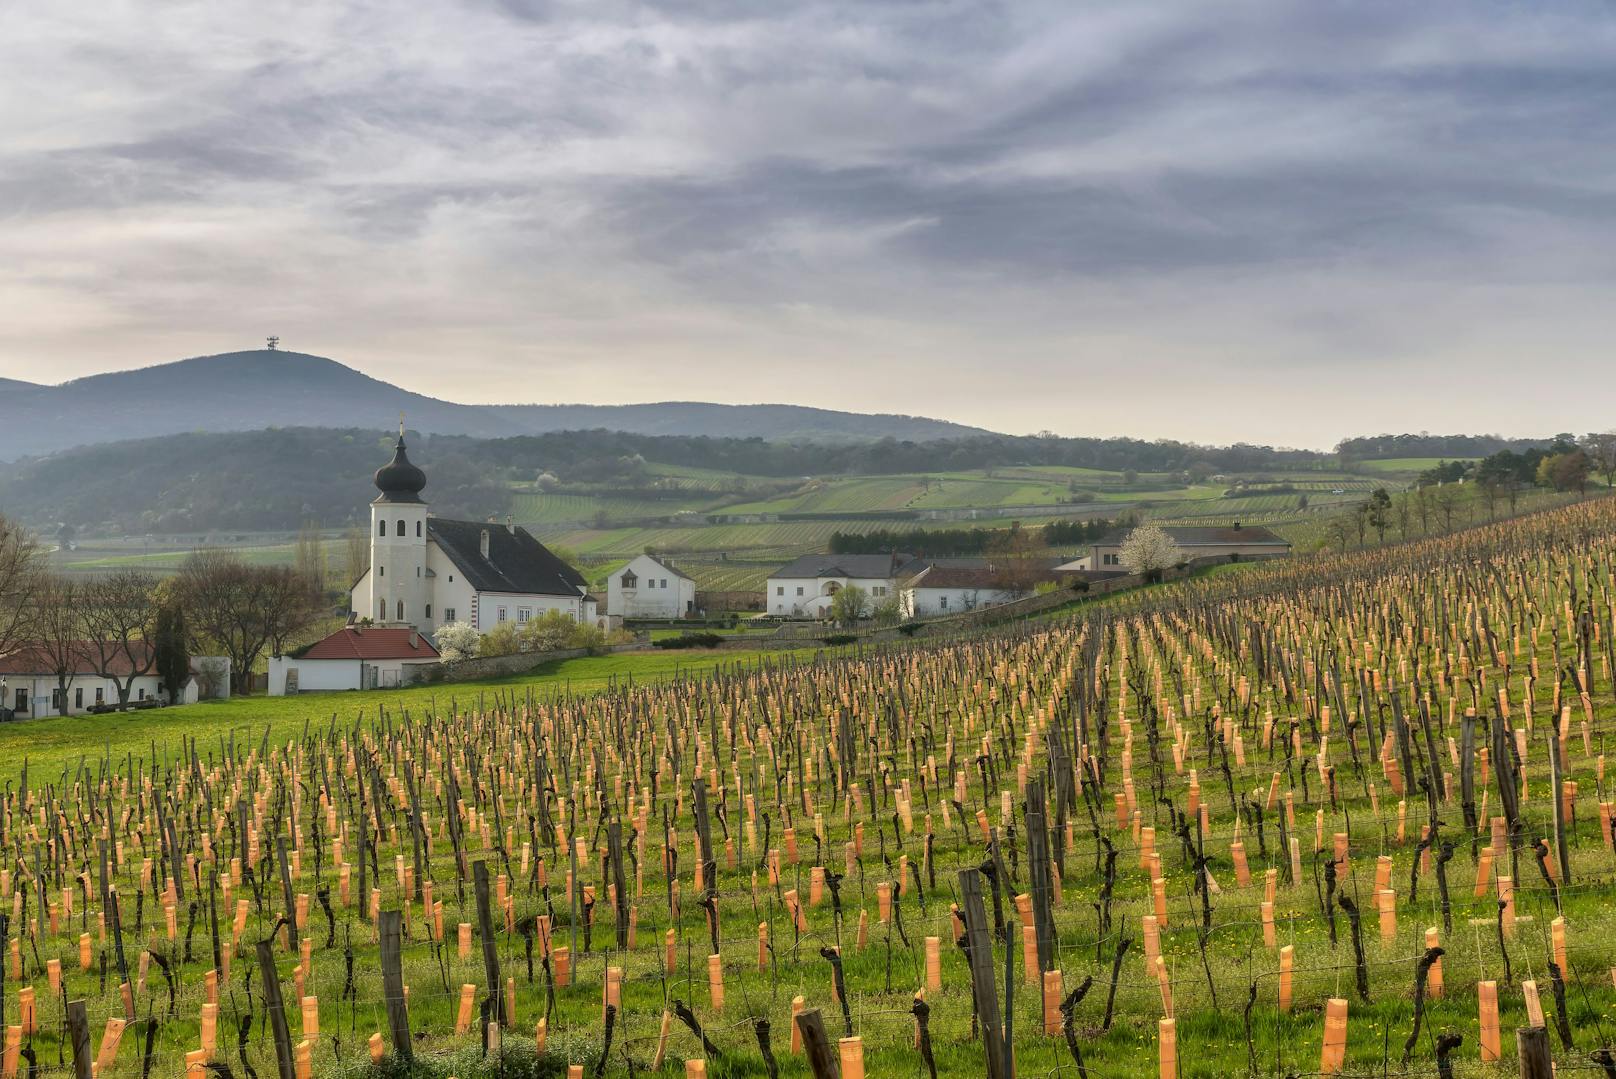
266 336 280 350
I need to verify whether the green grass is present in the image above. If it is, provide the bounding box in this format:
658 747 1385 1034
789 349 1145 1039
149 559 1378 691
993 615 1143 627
0 649 815 783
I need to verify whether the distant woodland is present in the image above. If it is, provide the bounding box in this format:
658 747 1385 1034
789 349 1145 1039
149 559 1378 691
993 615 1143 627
0 425 1567 535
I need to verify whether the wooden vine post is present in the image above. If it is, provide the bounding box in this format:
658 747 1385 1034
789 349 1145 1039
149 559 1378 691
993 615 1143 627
958 868 1009 1079
378 909 413 1063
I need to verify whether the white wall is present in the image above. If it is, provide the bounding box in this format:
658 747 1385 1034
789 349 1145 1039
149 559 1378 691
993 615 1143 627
474 592 586 633
765 576 897 618
268 657 437 695
5 674 180 716
608 555 696 618
903 585 1019 618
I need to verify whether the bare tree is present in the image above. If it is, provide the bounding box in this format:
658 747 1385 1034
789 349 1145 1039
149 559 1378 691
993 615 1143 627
79 569 159 709
343 527 369 588
175 550 320 693
33 574 86 713
0 513 43 661
1582 431 1616 489
1433 485 1463 532
295 521 327 595
987 521 1049 595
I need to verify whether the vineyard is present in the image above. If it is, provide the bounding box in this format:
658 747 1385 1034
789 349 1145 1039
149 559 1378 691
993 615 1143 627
9 498 1616 1076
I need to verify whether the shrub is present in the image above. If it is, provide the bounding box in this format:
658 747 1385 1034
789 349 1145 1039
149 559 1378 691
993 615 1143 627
896 622 923 637
477 622 522 657
653 633 726 649
821 633 858 645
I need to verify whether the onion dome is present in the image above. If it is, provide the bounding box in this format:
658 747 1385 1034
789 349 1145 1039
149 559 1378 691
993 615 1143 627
373 436 427 503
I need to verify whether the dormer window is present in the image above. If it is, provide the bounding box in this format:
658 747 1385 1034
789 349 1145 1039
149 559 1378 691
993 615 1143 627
621 571 638 589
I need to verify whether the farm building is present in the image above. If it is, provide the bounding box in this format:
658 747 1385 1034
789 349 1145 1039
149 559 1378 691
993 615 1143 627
350 433 596 633
1062 522 1292 571
765 552 920 618
0 643 230 718
900 565 1025 617
268 624 439 695
608 554 696 619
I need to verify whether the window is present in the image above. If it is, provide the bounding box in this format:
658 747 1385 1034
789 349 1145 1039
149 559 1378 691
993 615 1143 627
416 566 421 577
660 578 668 588
379 599 386 619
95 687 104 705
445 607 456 622
940 596 948 609
75 687 83 709
873 586 887 596
138 688 146 700
796 586 804 596
622 572 638 589
776 586 784 596
448 575 454 582
53 688 65 711
396 519 405 536
378 520 386 536
518 608 531 623
425 604 432 619
396 600 404 620
497 607 508 622
378 565 384 577
13 689 25 712
416 521 422 537
1103 553 1120 566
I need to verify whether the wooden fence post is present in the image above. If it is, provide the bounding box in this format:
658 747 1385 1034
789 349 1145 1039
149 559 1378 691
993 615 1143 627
378 909 413 1063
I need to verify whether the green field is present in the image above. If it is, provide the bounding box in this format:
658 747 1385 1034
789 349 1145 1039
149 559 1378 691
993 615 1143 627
0 649 817 782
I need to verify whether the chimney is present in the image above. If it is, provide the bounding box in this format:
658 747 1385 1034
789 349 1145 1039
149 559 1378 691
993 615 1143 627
506 514 515 535
480 529 490 559
409 630 419 649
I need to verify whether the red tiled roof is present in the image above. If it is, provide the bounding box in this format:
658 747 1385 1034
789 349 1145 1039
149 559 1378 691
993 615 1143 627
0 641 156 677
296 626 439 661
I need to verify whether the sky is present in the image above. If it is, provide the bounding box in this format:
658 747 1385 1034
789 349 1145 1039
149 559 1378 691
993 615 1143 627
4 1 1616 450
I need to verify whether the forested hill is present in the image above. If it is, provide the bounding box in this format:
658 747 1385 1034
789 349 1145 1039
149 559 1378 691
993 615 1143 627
0 350 986 460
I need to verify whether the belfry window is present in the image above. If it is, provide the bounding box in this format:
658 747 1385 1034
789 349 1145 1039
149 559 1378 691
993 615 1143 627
378 520 386 537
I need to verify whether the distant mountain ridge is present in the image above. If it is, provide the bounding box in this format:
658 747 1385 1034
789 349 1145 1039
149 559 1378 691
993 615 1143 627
0 350 989 460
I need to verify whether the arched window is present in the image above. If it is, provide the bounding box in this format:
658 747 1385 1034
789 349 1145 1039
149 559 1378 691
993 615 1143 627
397 600 405 621
396 519 405 536
425 604 432 619
378 520 386 537
378 599 386 619
416 521 422 537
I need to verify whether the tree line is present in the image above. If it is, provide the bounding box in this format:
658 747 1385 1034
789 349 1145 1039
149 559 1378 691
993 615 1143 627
0 513 326 710
828 515 1129 556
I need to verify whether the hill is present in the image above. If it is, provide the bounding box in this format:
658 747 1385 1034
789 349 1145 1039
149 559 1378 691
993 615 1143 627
0 350 987 460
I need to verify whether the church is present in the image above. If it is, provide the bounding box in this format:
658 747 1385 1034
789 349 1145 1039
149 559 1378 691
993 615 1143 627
350 434 596 633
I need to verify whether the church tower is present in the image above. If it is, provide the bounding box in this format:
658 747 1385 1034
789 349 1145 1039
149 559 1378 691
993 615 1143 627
368 432 430 625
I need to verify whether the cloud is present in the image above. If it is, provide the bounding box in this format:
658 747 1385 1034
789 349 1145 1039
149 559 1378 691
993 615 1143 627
3 0 1616 447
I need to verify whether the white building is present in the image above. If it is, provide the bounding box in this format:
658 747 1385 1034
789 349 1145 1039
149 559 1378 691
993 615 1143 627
608 554 696 619
269 625 439 695
0 643 229 717
900 565 1027 618
350 434 596 633
765 553 918 618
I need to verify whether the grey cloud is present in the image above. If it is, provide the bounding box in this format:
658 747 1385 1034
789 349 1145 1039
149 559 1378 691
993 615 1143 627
3 0 1616 446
